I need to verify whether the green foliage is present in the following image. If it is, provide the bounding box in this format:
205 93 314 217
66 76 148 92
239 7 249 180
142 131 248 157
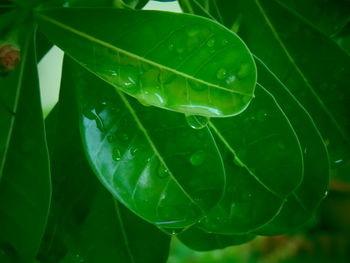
1 0 348 262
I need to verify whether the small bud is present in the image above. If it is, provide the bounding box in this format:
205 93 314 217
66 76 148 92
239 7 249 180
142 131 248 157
0 44 21 72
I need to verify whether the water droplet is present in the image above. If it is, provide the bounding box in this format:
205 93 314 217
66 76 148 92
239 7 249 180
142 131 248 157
107 135 114 142
129 147 138 157
216 68 227 80
225 74 236 86
176 45 185 54
207 38 215 47
159 227 184 235
112 148 121 161
233 156 244 167
334 159 343 164
256 110 268 122
190 150 206 166
221 39 229 46
117 132 129 141
186 115 209 130
168 42 175 51
158 165 169 178
237 64 250 79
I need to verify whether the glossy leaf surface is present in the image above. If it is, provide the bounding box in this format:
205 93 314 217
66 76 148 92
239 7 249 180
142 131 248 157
72 59 226 228
181 0 350 168
39 57 170 263
198 85 302 234
0 28 51 261
177 226 254 251
36 7 257 117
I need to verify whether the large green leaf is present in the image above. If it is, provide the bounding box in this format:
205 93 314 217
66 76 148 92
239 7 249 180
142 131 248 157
253 58 329 235
197 85 302 234
177 226 254 251
180 0 350 169
39 56 170 263
72 58 226 228
0 27 51 261
36 8 257 117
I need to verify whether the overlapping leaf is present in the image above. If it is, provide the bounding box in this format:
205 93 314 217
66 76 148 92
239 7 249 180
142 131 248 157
71 58 226 228
38 57 170 263
36 7 257 117
197 85 302 234
0 27 51 262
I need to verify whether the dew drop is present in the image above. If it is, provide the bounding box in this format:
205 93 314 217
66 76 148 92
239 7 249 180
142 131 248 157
225 74 236 86
237 64 250 79
216 68 227 80
159 227 184 235
221 39 229 46
256 109 268 122
190 150 206 166
112 148 121 161
206 38 215 47
185 115 209 130
168 42 175 51
158 165 169 178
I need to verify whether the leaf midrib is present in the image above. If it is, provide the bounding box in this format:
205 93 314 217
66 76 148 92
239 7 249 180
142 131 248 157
37 12 251 96
116 90 203 214
255 0 350 144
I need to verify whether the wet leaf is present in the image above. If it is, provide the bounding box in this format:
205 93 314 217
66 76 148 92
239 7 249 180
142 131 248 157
198 85 302 234
38 56 170 263
36 7 256 117
71 59 226 228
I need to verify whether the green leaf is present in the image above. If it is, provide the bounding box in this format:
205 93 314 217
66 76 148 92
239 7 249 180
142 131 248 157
182 0 349 166
177 226 255 251
72 56 226 228
274 0 350 36
39 56 170 263
36 8 257 117
0 27 51 261
253 57 329 235
235 0 350 167
198 85 303 234
114 0 150 9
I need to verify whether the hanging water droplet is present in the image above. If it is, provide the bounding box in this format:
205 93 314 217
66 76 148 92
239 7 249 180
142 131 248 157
159 227 184 235
206 38 215 47
107 135 114 142
237 64 250 79
190 150 206 166
112 148 121 161
216 68 227 80
186 115 209 130
158 165 169 178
